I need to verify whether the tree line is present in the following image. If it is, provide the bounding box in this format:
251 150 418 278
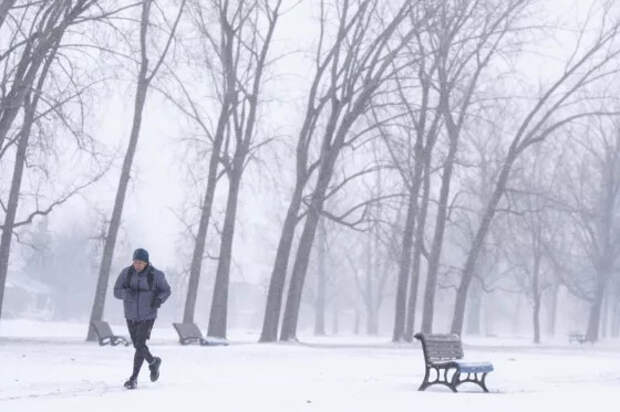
1 0 619 344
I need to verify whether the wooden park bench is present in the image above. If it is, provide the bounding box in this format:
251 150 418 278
91 320 130 346
414 333 493 392
568 332 589 344
172 322 229 346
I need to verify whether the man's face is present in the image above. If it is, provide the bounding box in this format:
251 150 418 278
133 259 148 272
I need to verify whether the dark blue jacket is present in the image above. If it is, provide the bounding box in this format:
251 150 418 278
113 265 171 321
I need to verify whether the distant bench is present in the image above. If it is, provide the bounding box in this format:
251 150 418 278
91 320 130 346
173 322 229 346
568 332 589 344
414 333 493 392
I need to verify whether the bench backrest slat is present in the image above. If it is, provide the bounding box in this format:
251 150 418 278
173 322 203 339
415 333 464 363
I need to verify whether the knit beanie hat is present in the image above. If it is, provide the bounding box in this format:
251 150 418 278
133 248 149 263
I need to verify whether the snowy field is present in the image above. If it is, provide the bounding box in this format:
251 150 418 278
2 320 620 412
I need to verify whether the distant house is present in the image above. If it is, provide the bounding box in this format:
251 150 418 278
4 273 53 319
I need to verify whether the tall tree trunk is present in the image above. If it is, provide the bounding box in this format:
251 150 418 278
259 184 304 342
392 195 415 341
87 78 149 341
0 100 38 319
87 0 185 340
280 156 336 341
0 42 57 319
0 130 29 320
182 101 230 324
314 220 327 336
533 296 541 344
612 298 620 338
451 154 516 335
585 276 607 342
279 207 324 341
365 233 378 335
87 0 155 338
207 156 244 339
547 282 559 336
393 130 426 341
405 160 431 341
421 138 458 332
465 279 482 336
331 300 339 335
532 252 541 343
601 290 609 339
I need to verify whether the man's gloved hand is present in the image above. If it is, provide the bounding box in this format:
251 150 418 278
151 297 162 309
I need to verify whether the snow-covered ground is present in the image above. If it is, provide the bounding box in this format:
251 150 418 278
2 320 620 411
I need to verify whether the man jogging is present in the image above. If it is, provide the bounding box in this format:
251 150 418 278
114 248 171 390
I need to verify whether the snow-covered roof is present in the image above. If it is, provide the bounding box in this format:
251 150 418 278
6 275 52 295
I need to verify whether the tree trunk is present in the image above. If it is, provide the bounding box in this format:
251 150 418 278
0 100 37 319
182 100 230 324
87 44 150 340
365 234 378 335
612 299 620 338
207 155 244 339
547 283 559 337
585 277 607 342
314 220 327 336
366 303 379 335
259 184 304 342
394 131 426 341
451 154 516 335
421 138 458 333
465 279 482 336
392 195 415 341
279 207 324 341
405 160 430 341
0 42 57 319
532 252 541 344
533 296 541 344
331 301 339 335
280 157 336 341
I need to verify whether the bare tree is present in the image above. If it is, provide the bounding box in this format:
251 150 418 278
420 0 531 333
500 148 561 343
161 0 276 326
0 0 109 320
379 17 443 341
87 0 185 341
314 218 327 335
207 0 283 339
545 121 620 341
451 4 620 335
277 0 428 342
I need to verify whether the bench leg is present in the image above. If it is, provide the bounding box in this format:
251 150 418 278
418 366 457 392
453 371 490 393
418 366 431 391
480 373 489 392
450 371 461 392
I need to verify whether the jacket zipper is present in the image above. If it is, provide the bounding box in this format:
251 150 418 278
136 275 140 320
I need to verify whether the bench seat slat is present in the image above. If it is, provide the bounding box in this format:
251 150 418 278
455 361 494 373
